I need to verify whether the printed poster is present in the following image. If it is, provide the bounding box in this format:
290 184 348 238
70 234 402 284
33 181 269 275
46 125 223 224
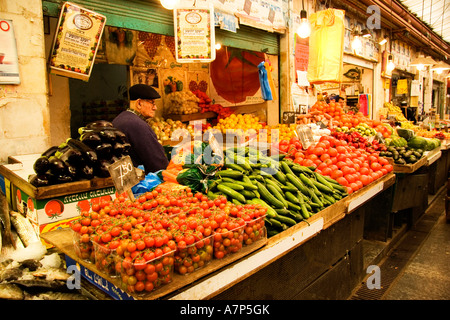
0 19 20 84
48 2 106 81
174 3 216 63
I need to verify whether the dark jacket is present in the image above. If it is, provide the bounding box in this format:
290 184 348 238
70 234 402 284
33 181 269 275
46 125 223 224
113 110 169 174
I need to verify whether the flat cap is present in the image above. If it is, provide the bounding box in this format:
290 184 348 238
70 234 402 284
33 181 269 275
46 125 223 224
129 84 161 100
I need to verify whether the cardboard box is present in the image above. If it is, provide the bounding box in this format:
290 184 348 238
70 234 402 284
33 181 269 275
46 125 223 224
12 184 117 246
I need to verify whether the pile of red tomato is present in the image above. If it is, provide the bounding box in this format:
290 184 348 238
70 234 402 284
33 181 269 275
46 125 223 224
291 135 393 194
70 186 267 293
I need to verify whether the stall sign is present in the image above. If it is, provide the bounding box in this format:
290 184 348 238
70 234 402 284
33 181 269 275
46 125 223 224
107 156 139 198
48 2 106 81
174 3 216 63
0 19 20 84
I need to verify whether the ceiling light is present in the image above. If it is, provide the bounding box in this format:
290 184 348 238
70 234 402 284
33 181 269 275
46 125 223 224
378 35 388 45
160 0 180 10
387 54 395 72
215 43 222 50
432 61 450 74
297 10 311 38
410 55 437 70
351 34 362 51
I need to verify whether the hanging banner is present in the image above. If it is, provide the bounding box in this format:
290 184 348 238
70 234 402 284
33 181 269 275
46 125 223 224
174 2 216 63
0 19 20 84
48 2 106 81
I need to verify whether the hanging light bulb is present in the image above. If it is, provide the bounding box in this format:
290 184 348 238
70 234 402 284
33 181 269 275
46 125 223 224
160 0 180 10
387 54 395 72
297 10 311 38
215 43 222 50
351 34 362 52
432 61 450 74
415 64 425 71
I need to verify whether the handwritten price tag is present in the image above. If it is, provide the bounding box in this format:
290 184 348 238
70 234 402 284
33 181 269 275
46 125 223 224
108 156 139 196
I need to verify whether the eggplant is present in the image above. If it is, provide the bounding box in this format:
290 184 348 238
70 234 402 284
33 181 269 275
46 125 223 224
85 120 114 129
29 174 50 187
94 159 111 178
56 174 74 184
66 138 98 165
80 131 102 149
33 146 59 174
112 142 127 157
55 145 84 167
33 156 50 175
113 129 128 144
98 129 117 143
41 146 58 158
78 165 94 180
121 142 131 156
48 156 68 176
95 143 113 160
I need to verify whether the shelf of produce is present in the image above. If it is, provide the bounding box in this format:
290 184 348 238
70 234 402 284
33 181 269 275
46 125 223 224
0 154 114 200
165 111 217 122
391 155 427 174
40 228 267 300
169 173 396 300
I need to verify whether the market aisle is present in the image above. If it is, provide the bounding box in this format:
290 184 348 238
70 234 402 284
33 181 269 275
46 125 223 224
351 188 450 300
383 208 450 300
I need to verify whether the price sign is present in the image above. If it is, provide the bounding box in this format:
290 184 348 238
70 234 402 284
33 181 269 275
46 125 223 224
296 125 315 149
108 156 139 199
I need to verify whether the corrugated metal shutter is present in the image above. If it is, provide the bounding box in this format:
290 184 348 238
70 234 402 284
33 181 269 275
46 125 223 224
42 0 279 54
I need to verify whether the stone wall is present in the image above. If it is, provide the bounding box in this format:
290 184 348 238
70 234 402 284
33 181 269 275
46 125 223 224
0 0 50 164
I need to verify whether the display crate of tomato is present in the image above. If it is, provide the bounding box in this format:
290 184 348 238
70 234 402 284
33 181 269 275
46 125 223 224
69 185 268 294
291 135 393 194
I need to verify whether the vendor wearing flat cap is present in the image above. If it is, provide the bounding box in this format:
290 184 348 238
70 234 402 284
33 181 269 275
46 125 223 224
113 84 169 174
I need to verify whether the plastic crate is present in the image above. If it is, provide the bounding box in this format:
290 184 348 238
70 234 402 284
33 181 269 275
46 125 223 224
174 234 214 275
117 247 175 295
93 241 119 278
213 221 245 259
71 228 95 263
243 215 266 246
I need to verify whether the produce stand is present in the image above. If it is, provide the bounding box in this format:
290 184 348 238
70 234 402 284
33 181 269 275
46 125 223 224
41 173 395 300
0 154 117 247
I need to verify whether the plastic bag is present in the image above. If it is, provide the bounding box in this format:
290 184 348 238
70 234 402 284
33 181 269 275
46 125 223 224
258 61 273 100
307 9 345 84
131 170 163 194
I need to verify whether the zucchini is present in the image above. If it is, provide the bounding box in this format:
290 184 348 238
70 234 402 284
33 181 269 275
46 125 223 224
222 177 258 190
266 184 289 208
249 198 278 219
313 172 335 190
241 189 258 199
223 162 246 172
218 182 244 191
273 169 287 184
268 218 283 229
311 179 334 194
281 161 295 176
298 173 316 189
286 173 310 196
285 191 300 205
299 203 311 219
217 184 246 203
281 182 299 193
256 181 285 209
273 214 297 226
217 169 244 179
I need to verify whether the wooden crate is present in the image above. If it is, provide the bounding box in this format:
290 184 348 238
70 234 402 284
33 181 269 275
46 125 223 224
41 228 267 300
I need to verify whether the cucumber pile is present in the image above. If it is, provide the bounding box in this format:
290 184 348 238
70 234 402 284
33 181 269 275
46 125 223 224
207 147 348 237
